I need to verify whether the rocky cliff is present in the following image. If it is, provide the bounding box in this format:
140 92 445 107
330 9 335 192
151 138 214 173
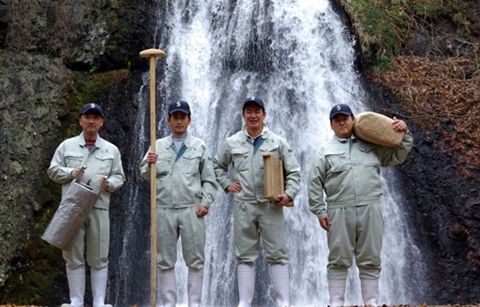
0 0 155 303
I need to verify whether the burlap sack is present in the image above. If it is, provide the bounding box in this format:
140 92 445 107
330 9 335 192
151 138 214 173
41 181 98 250
354 112 405 147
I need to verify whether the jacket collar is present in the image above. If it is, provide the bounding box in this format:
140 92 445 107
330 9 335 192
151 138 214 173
242 125 270 143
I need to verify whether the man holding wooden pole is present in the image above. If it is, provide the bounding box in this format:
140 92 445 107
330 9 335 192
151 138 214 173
213 97 301 307
140 100 218 307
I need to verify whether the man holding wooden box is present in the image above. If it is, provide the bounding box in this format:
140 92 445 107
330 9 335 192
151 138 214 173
213 97 301 307
308 103 413 306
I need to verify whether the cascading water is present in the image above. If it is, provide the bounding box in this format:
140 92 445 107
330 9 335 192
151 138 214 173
111 0 425 306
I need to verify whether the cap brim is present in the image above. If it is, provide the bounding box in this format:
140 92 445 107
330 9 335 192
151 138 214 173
330 111 353 119
243 101 264 109
80 109 104 118
169 109 190 114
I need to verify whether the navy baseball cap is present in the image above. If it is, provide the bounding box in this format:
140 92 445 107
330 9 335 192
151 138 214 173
168 100 191 115
329 104 353 120
242 96 265 112
79 103 104 118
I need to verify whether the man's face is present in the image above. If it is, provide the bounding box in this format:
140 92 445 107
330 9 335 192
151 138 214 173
243 105 265 131
167 112 191 135
330 114 354 138
79 112 104 136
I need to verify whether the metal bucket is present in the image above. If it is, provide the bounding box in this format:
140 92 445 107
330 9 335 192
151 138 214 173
42 180 98 250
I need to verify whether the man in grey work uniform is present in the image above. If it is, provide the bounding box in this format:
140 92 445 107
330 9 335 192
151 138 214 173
48 103 125 307
140 100 217 307
308 104 413 306
214 97 301 307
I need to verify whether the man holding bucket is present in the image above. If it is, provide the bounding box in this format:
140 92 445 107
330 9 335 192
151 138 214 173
47 103 125 307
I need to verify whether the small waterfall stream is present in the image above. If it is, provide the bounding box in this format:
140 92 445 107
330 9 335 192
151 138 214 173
111 1 425 305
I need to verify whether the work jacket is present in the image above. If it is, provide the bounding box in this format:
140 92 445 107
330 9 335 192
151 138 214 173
48 132 125 209
140 133 217 208
214 126 301 203
308 131 413 218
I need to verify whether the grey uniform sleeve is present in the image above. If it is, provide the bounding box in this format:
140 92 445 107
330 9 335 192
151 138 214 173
308 150 328 218
47 142 74 184
280 140 301 200
199 147 219 208
213 141 233 190
106 147 125 192
377 130 414 167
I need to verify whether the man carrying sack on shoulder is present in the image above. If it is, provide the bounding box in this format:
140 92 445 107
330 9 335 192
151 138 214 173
47 103 125 307
308 103 413 306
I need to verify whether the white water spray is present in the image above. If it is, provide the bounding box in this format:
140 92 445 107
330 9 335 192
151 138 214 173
117 0 424 305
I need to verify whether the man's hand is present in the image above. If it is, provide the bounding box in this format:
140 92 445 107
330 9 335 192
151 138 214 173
146 152 158 164
319 216 331 231
392 117 408 132
274 193 292 207
196 205 209 217
71 166 86 180
227 182 242 193
99 176 109 192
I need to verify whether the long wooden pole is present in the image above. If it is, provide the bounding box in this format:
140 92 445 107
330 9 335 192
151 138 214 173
139 48 166 307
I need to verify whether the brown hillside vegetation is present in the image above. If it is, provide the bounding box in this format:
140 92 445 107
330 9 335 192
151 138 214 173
371 55 480 177
337 0 479 179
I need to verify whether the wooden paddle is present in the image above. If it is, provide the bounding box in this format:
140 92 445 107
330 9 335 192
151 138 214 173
139 48 166 307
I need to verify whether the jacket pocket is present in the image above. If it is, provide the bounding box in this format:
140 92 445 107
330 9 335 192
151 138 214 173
325 152 349 173
259 143 280 158
65 152 85 168
95 154 114 174
157 153 172 176
358 144 380 167
179 151 202 174
231 148 249 171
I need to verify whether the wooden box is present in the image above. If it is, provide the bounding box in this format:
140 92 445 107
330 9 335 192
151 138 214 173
263 154 293 207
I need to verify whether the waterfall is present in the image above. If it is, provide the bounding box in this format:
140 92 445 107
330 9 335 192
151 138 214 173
111 0 425 305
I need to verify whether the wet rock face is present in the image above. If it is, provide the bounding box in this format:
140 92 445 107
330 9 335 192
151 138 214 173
0 50 68 288
6 0 110 68
398 136 480 304
0 0 7 47
367 84 480 304
0 0 156 293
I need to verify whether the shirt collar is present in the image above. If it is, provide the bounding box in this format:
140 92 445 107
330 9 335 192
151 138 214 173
79 132 102 148
333 134 357 143
166 132 192 149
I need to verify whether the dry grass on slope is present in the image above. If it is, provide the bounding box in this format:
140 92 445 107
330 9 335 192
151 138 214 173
371 55 480 177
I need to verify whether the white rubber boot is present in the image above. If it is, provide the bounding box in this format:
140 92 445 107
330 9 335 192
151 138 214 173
187 267 204 307
158 268 177 307
361 279 379 306
328 279 346 307
91 266 112 307
270 264 290 307
237 263 255 307
62 266 86 307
